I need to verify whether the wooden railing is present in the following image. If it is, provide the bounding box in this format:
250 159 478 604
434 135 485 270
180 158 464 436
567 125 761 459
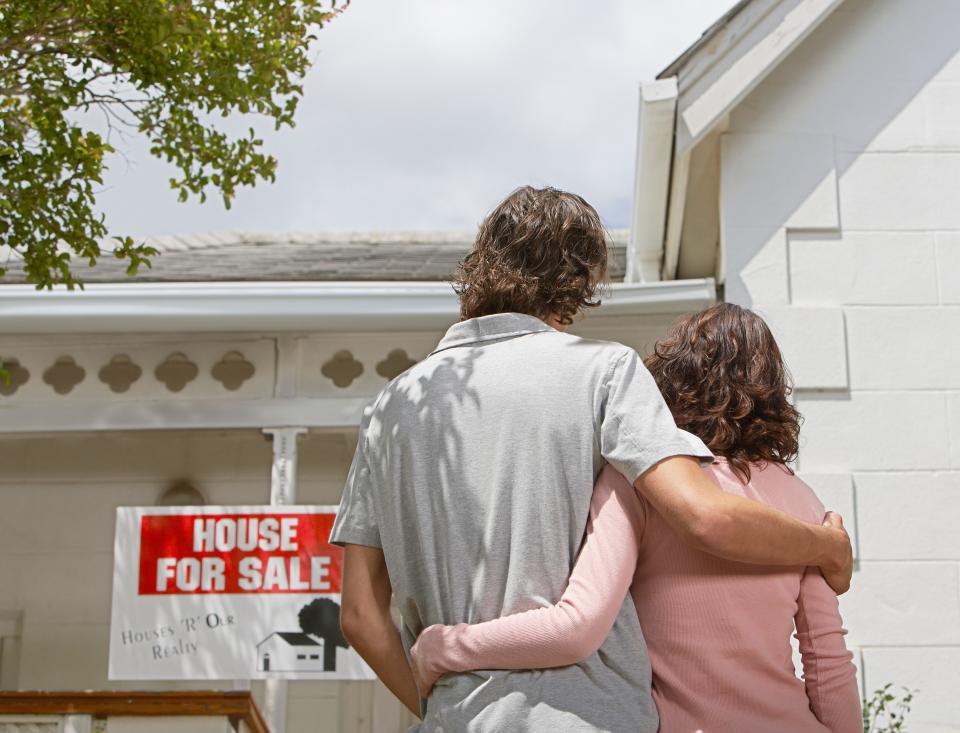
0 691 269 733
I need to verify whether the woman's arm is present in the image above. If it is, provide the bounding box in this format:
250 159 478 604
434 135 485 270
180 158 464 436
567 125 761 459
410 465 644 695
795 566 862 733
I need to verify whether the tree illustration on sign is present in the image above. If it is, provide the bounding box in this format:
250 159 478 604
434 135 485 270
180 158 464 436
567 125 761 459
298 598 349 671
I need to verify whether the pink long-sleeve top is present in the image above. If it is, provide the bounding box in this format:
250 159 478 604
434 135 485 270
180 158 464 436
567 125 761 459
411 460 862 733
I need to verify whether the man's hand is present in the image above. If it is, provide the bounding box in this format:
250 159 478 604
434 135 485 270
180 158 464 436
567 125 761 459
819 512 853 595
634 456 855 588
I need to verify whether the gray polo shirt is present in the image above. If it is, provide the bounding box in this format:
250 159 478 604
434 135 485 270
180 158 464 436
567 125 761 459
330 312 711 733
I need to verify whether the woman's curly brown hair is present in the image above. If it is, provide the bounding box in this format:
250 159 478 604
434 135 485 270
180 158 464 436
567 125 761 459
454 186 608 325
644 303 802 481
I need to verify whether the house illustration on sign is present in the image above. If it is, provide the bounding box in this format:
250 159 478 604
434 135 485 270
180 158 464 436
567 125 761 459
256 632 326 673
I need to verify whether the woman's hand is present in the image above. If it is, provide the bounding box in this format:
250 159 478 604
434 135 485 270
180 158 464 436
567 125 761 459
410 624 450 697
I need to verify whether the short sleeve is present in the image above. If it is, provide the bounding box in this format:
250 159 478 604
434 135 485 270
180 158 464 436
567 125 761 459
329 412 382 549
600 348 713 485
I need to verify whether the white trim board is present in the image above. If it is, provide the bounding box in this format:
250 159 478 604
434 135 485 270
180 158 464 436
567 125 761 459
627 78 679 283
0 279 716 334
0 396 371 433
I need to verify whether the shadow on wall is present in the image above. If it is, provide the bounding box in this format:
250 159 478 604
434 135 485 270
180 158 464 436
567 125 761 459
719 0 960 307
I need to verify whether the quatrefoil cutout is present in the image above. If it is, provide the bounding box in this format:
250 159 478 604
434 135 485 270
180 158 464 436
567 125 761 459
211 351 255 391
321 350 364 388
99 354 143 393
376 349 417 380
155 352 199 393
43 355 86 395
0 359 30 397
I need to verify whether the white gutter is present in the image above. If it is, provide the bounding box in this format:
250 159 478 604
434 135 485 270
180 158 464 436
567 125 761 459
0 279 716 334
626 78 679 284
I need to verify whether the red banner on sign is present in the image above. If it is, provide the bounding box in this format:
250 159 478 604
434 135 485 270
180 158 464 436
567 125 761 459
138 513 343 595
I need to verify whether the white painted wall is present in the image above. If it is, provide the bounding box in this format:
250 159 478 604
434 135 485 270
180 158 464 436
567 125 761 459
719 0 960 728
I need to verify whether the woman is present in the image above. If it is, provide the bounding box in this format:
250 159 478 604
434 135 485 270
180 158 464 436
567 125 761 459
410 303 861 733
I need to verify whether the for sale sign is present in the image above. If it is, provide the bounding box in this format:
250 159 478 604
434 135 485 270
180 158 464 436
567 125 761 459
109 505 376 680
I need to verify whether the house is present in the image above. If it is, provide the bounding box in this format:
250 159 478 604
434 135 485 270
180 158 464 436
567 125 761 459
257 633 325 674
2 0 958 731
632 0 960 729
0 230 713 733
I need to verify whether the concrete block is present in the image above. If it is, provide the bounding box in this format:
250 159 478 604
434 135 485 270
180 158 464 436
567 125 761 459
795 391 951 472
846 307 960 389
0 429 273 484
721 133 839 230
861 647 960 733
18 620 111 689
0 483 160 555
851 93 928 153
287 679 342 699
798 473 858 559
839 151 960 230
756 306 848 389
727 0 960 154
724 227 791 307
935 232 960 304
950 392 960 469
839 562 960 646
789 231 938 306
0 562 20 611
286 694 341 732
925 81 960 147
17 552 113 623
855 471 960 559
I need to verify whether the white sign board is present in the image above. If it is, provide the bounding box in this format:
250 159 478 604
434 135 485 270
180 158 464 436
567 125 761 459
109 505 375 680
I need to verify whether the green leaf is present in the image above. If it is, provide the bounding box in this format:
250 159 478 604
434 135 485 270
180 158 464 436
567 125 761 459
0 0 348 288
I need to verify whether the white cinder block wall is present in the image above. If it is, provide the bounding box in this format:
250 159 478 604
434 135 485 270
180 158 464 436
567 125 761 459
719 0 960 729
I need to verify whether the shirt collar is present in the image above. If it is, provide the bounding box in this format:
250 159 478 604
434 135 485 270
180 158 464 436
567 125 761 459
430 312 557 355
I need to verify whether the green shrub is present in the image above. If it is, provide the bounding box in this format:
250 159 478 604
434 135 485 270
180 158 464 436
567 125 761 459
863 684 915 733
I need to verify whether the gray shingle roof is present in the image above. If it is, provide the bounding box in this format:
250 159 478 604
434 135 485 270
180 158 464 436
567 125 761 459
1 230 629 284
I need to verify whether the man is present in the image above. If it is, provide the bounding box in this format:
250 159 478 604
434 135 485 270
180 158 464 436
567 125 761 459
330 186 852 732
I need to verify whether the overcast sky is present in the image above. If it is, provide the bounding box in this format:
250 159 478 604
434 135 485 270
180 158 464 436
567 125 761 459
94 1 736 236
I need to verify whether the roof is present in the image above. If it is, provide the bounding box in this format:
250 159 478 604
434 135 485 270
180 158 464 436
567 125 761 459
635 0 846 280
655 0 844 153
0 230 629 285
259 632 320 647
657 0 753 79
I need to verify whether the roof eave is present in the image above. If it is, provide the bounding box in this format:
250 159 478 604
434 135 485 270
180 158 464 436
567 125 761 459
656 0 755 80
670 0 846 155
639 0 847 283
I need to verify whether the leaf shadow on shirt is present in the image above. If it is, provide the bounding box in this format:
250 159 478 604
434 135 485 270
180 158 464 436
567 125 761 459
369 346 489 630
365 340 649 730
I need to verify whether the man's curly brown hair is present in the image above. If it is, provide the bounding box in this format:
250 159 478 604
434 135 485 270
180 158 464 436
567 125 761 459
644 303 802 481
454 186 609 325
